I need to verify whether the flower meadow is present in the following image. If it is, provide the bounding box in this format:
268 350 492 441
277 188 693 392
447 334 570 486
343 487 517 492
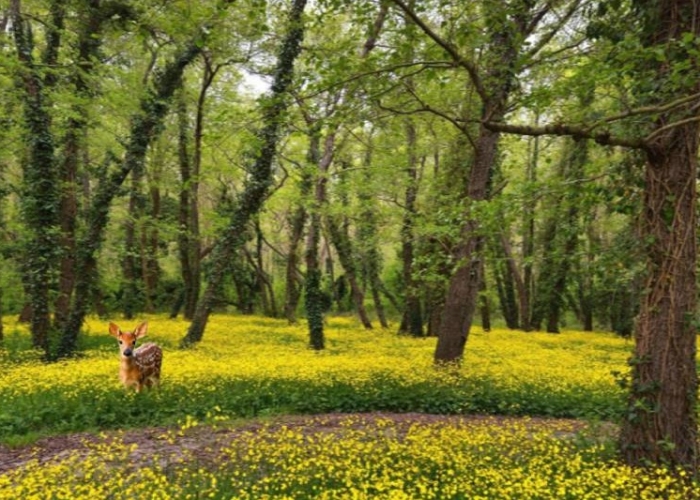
1 314 698 498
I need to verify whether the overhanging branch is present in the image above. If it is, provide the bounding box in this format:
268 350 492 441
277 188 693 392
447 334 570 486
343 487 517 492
483 120 649 150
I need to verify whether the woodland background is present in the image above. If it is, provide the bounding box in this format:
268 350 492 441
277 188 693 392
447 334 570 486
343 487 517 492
2 0 700 468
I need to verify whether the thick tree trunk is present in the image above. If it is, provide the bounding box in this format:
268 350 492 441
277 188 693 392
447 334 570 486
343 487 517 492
620 128 699 467
305 210 325 350
12 6 61 356
54 0 107 331
434 122 498 363
181 0 307 347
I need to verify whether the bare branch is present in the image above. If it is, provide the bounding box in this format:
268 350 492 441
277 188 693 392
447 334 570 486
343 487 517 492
645 115 700 143
361 0 389 57
524 0 584 60
483 120 648 149
586 92 700 132
299 60 454 100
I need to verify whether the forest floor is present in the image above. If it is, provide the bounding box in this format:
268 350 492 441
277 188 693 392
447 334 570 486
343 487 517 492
0 413 617 476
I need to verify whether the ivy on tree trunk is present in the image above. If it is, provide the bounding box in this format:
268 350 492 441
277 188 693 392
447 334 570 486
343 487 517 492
12 6 61 357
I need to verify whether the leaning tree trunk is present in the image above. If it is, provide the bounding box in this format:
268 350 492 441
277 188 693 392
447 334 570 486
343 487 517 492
619 125 699 467
181 0 307 347
433 117 499 363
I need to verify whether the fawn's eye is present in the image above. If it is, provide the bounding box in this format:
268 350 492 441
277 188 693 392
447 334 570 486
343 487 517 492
118 340 122 344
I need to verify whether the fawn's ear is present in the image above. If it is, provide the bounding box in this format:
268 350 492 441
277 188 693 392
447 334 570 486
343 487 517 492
134 321 148 339
108 322 121 338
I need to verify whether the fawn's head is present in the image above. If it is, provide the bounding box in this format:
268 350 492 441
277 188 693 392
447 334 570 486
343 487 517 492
109 322 148 358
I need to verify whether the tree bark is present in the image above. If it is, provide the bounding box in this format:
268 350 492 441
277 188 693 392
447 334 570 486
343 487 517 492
285 129 316 324
398 118 423 336
181 0 308 347
11 3 61 356
122 163 145 319
304 129 326 350
521 130 539 332
53 0 113 331
283 192 308 323
619 126 699 467
177 61 213 319
433 120 498 363
494 234 520 329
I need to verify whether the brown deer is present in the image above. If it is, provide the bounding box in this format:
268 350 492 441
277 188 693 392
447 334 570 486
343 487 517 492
109 322 162 391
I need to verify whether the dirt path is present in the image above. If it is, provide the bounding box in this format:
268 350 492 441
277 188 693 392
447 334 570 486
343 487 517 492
0 413 604 476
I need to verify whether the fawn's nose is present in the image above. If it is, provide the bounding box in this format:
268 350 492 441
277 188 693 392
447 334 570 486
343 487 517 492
123 348 133 357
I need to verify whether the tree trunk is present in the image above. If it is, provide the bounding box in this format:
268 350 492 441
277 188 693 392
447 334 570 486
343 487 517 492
181 0 307 347
122 166 145 319
53 0 107 331
433 119 498 363
182 61 212 319
305 210 325 350
141 182 161 311
285 128 316 324
398 118 423 336
252 220 278 317
283 182 308 323
620 128 699 467
327 215 373 329
479 263 490 332
304 129 326 350
493 236 519 329
520 122 539 332
11 5 61 356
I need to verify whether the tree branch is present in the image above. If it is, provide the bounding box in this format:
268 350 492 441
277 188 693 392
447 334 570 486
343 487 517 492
483 120 649 149
389 0 487 101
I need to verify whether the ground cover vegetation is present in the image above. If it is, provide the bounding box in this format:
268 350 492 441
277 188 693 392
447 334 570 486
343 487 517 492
1 0 700 472
2 314 699 498
0 315 626 441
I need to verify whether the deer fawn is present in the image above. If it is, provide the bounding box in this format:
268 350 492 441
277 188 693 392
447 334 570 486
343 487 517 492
109 322 162 392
